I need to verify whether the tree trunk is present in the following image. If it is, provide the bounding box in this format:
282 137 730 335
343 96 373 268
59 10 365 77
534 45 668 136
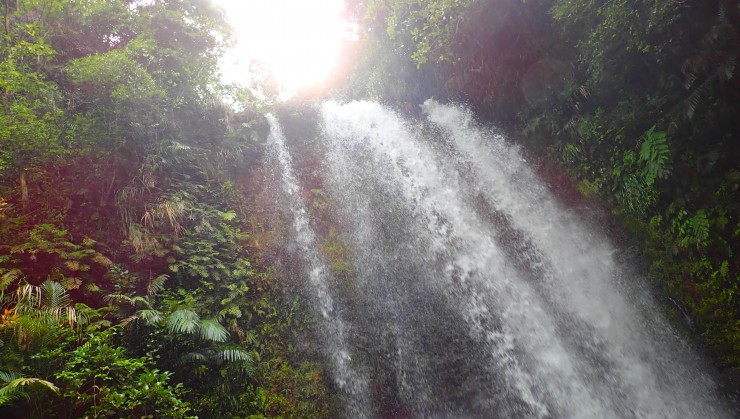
20 170 28 209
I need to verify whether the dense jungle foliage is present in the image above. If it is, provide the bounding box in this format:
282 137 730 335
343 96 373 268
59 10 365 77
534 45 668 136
1 0 738 417
0 0 333 417
338 0 739 379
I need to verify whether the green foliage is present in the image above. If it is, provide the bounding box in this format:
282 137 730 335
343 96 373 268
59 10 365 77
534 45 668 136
383 0 476 66
0 33 65 173
0 371 59 407
1 224 113 291
167 309 201 335
1 1 335 416
197 318 229 342
669 206 711 249
55 329 194 418
639 126 671 184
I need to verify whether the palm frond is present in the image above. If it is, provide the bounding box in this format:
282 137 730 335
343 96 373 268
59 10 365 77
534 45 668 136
180 351 209 363
0 376 58 406
0 269 22 292
136 309 163 326
15 284 40 314
1 377 59 393
40 281 74 325
216 348 253 363
0 371 20 383
197 319 229 342
104 293 134 305
167 309 200 335
147 274 168 297
40 280 69 310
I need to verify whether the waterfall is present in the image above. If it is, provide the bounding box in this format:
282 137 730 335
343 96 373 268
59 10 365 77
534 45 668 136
267 103 733 418
267 115 372 418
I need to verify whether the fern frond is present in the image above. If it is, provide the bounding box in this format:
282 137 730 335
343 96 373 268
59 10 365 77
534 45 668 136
717 54 736 82
243 330 258 346
718 4 727 25
684 70 697 90
639 126 671 182
128 296 151 309
0 388 22 406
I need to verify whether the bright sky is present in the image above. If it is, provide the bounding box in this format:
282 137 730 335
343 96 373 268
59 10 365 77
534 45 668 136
212 0 350 97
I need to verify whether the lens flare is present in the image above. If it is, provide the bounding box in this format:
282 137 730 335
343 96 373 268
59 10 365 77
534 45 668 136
214 0 349 97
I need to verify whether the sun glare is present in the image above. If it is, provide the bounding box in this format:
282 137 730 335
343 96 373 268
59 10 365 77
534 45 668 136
213 0 349 97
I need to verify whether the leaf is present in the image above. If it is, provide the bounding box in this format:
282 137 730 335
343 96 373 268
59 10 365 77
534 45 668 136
0 371 20 383
3 377 59 393
137 309 163 326
197 319 229 342
104 294 134 306
180 351 209 363
40 281 71 313
639 126 671 182
167 309 199 335
216 348 253 363
0 375 59 406
147 274 168 297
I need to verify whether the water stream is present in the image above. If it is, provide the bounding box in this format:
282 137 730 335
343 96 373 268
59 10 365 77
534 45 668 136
267 115 372 417
268 102 732 418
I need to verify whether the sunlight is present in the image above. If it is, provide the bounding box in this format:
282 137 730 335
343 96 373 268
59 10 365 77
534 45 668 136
213 0 349 97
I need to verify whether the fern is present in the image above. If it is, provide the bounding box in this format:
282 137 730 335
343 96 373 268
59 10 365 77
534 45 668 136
0 269 22 292
639 126 671 183
615 174 657 214
683 210 711 248
0 269 22 301
717 55 736 82
670 207 712 248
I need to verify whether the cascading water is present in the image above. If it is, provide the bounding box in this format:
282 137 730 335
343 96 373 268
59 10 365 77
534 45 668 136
266 115 372 417
268 102 733 418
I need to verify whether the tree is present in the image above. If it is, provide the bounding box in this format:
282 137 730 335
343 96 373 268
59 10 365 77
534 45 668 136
1 2 66 208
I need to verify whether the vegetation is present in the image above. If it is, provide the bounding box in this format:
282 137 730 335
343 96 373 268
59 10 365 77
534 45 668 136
341 0 738 374
1 0 332 417
1 0 737 416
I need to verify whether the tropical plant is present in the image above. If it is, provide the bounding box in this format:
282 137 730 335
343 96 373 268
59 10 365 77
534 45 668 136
0 370 59 407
